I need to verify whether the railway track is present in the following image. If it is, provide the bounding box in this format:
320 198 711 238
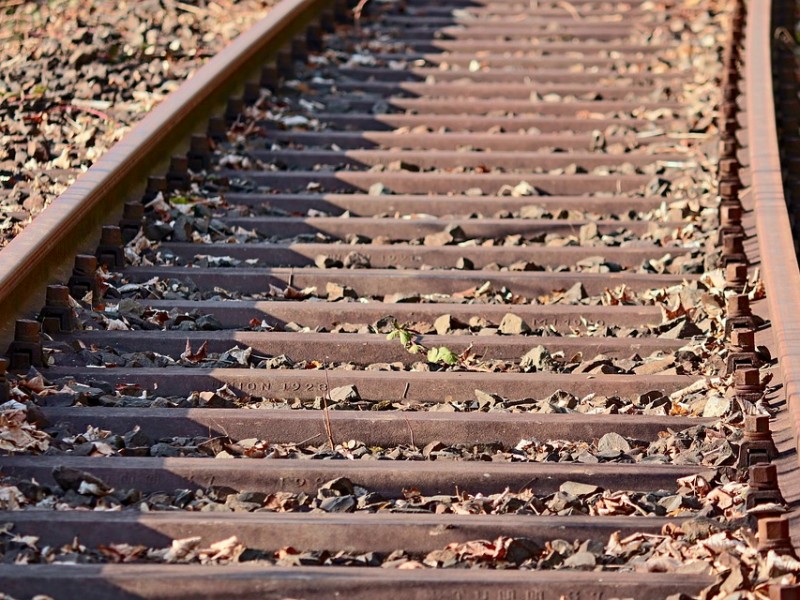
1 0 800 597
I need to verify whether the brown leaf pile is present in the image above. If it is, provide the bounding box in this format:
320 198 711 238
0 404 49 454
0 0 275 244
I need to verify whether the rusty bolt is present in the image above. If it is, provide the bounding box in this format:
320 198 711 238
122 202 144 223
721 233 748 267
719 158 740 180
730 11 744 34
719 179 741 204
738 414 778 467
243 81 261 104
207 116 227 142
45 284 71 309
724 232 745 252
744 415 772 441
68 254 98 301
750 463 779 489
735 368 762 392
276 48 294 77
143 176 167 202
120 202 144 243
719 109 739 129
757 517 794 554
747 464 783 502
722 117 739 137
15 319 39 344
7 319 43 371
719 138 738 159
96 225 124 269
39 284 76 334
725 263 748 289
723 84 739 103
739 415 777 463
724 43 740 60
725 294 755 337
190 134 210 155
733 369 767 420
99 224 123 245
731 329 755 352
721 232 747 262
167 155 189 190
721 204 743 227
723 69 740 87
291 37 307 61
744 415 772 432
225 97 245 124
726 294 751 317
721 102 738 120
73 254 97 276
720 130 736 146
260 65 278 90
727 328 760 374
170 155 188 173
187 134 211 172
743 416 775 458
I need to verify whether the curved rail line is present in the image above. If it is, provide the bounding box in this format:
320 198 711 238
0 0 324 345
0 0 799 597
749 0 800 456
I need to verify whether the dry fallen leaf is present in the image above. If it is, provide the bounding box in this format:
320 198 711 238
0 409 50 454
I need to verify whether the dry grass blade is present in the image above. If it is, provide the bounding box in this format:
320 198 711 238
353 0 371 33
556 0 582 20
322 369 336 449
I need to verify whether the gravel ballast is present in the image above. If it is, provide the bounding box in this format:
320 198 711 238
0 0 274 246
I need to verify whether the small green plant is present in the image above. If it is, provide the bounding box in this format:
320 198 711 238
386 321 460 365
426 346 459 365
386 321 424 354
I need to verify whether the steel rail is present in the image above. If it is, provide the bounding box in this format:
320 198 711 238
0 565 712 600
746 0 800 455
0 0 330 349
0 0 793 595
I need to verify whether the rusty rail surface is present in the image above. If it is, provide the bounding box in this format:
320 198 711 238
0 0 331 348
747 0 800 454
1 0 799 597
